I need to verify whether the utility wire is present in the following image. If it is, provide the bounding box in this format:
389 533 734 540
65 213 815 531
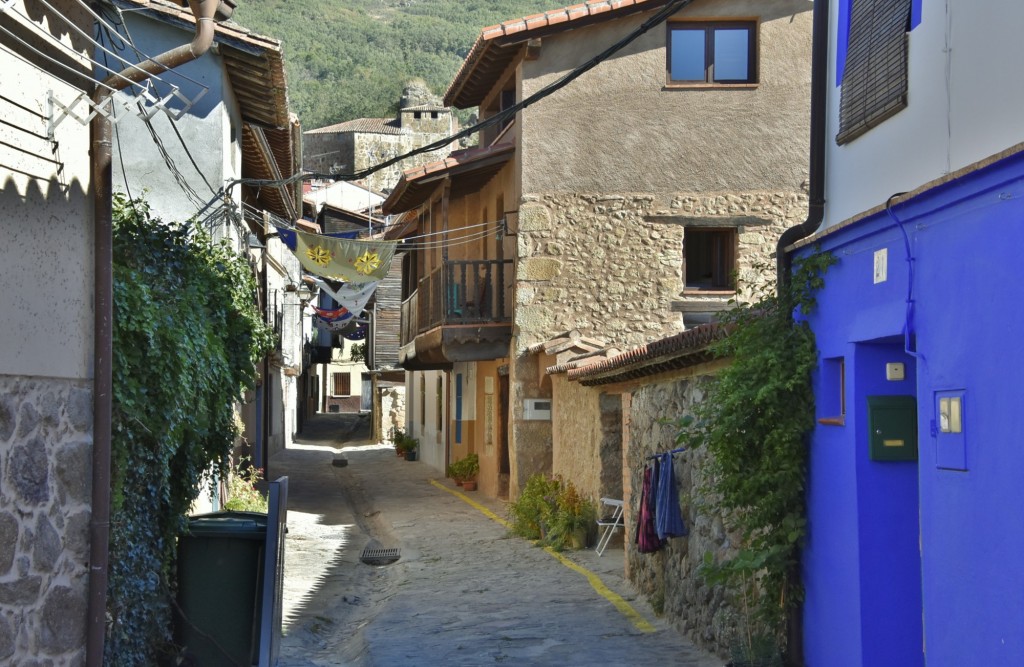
198 0 694 209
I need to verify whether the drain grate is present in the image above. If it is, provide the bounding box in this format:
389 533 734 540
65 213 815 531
360 546 401 566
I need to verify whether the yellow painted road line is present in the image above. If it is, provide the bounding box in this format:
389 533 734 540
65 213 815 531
430 479 656 634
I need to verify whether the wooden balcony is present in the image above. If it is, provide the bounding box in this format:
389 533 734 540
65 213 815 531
399 259 513 367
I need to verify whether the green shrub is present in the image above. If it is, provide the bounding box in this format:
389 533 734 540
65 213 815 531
108 195 272 664
447 453 479 483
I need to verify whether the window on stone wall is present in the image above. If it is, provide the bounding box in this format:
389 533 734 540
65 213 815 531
333 372 351 396
684 227 737 291
668 20 758 86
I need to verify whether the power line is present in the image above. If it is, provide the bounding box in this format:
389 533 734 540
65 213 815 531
199 0 693 210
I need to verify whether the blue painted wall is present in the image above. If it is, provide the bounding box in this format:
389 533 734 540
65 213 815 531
799 150 1024 665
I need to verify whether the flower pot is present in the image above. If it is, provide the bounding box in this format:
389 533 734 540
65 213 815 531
462 480 477 491
395 449 404 457
404 450 417 461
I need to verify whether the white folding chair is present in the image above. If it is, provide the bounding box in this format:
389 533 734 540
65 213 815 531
595 498 624 557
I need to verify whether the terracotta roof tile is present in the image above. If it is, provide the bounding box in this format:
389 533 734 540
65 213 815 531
445 0 674 108
305 118 402 135
566 322 732 385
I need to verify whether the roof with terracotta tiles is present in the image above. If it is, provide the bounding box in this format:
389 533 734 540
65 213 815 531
381 142 516 216
565 322 731 386
304 118 403 135
445 0 676 108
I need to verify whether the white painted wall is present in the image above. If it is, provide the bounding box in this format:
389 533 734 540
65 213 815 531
1 5 94 380
407 369 447 473
822 0 1024 228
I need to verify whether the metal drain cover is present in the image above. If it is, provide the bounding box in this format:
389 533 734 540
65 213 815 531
360 546 400 566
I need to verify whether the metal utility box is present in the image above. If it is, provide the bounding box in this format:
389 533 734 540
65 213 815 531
867 395 918 462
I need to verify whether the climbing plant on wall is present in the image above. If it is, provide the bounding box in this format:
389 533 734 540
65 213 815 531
107 195 273 664
675 250 835 657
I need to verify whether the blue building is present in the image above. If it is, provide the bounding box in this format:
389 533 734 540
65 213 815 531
787 0 1024 665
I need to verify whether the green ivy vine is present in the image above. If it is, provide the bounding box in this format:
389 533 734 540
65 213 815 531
107 195 273 665
675 250 835 656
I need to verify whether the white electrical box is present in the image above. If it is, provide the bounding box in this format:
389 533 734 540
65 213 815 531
523 398 552 421
886 362 905 381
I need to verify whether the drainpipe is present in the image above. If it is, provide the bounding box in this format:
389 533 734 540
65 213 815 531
770 2 829 664
87 1 224 664
775 0 830 287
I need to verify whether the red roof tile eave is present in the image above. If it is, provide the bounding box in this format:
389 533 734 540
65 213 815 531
444 0 674 108
381 143 515 215
566 322 732 385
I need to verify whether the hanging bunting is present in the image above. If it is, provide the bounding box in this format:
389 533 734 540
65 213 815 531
307 276 379 316
285 227 396 282
342 322 368 341
312 305 352 322
276 225 361 252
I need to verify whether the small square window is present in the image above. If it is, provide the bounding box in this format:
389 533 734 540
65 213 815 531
684 227 737 291
668 21 757 85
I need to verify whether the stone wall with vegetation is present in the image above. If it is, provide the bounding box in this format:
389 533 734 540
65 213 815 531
0 376 92 664
625 368 741 658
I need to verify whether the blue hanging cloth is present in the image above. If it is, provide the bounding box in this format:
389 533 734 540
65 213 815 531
654 453 688 539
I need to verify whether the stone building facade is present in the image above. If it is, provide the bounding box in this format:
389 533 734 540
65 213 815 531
303 86 458 194
0 379 92 663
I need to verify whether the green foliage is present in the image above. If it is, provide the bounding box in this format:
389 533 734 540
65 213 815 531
224 457 269 513
107 195 273 665
233 0 563 128
349 342 366 364
675 251 836 654
507 474 595 550
446 453 479 483
391 427 418 454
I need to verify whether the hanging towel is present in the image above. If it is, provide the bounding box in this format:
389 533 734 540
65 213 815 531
636 462 663 554
655 454 688 539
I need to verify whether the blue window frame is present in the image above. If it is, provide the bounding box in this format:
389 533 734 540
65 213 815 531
668 21 757 85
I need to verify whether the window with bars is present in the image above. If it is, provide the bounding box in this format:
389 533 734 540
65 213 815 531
668 21 757 85
332 372 351 396
836 0 912 144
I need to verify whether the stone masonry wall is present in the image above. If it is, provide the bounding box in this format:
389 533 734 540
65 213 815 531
514 191 808 351
626 370 741 659
509 190 805 495
0 375 93 665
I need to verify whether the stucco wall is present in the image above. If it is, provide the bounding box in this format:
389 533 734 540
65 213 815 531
822 0 1024 230
550 375 623 505
0 4 95 662
625 366 739 658
112 11 236 227
0 377 93 664
520 0 813 195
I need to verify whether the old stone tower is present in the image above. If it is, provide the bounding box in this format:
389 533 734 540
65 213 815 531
303 81 458 194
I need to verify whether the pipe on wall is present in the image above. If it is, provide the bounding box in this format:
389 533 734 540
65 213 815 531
87 1 221 663
775 0 830 287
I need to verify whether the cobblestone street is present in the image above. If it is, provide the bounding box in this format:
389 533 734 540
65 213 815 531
272 414 723 667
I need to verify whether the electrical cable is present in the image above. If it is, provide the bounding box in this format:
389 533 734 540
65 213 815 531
197 0 694 208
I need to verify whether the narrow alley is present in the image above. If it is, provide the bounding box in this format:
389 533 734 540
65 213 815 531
272 414 722 667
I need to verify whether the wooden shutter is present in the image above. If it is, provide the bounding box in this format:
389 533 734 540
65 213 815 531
837 0 912 144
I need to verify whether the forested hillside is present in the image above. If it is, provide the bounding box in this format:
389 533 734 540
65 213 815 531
233 0 559 129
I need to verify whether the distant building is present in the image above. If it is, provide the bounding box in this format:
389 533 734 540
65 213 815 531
302 84 458 194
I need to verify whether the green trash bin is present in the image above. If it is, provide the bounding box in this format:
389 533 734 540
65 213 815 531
176 511 267 666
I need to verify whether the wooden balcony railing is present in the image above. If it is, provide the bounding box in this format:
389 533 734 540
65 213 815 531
400 259 513 346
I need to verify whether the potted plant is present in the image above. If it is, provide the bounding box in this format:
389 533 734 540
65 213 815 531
549 480 596 550
448 453 479 490
403 438 418 461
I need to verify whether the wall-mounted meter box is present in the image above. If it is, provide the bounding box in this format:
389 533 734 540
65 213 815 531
867 395 918 461
523 399 552 421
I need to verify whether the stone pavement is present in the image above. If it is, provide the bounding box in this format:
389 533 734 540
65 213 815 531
272 413 723 667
